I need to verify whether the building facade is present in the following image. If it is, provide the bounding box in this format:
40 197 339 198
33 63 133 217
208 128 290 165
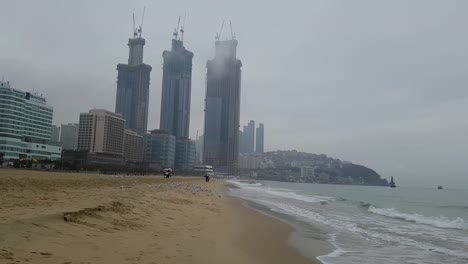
144 129 176 168
241 120 255 154
123 129 144 162
60 123 79 150
203 39 242 172
238 154 264 169
175 138 196 170
115 34 152 135
194 133 203 165
0 81 61 160
77 109 125 156
160 38 194 138
255 123 264 153
50 125 60 142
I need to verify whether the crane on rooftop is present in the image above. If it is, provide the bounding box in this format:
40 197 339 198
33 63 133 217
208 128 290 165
180 14 186 42
215 20 225 41
173 16 181 40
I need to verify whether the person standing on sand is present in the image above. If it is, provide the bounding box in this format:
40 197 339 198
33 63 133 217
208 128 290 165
204 175 210 182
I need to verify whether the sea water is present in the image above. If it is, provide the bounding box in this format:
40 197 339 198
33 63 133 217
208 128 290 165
227 180 468 264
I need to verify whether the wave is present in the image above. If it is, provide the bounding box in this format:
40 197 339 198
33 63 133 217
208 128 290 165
368 206 466 230
263 189 336 204
226 180 263 188
227 180 334 204
358 201 372 208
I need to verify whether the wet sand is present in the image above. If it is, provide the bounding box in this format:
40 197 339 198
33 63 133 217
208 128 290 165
0 169 319 264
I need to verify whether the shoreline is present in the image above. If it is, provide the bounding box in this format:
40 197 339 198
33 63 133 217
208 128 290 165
0 169 322 264
231 194 334 263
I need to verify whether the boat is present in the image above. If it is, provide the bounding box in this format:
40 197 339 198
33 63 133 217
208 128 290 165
389 176 396 188
437 186 443 190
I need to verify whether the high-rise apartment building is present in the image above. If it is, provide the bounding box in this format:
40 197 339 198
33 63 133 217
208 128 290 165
0 81 61 160
60 123 78 150
255 123 264 153
115 28 152 135
203 39 242 172
160 37 194 138
77 109 125 156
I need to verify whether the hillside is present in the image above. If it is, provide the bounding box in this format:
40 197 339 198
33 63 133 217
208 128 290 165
239 150 389 186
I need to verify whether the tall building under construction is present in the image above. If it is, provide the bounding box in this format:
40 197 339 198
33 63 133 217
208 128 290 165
115 18 152 135
203 37 242 173
160 30 194 138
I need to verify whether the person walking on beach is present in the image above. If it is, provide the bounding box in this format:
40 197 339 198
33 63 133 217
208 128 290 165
204 175 210 182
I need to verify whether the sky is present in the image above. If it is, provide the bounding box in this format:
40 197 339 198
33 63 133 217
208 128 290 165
1 0 468 188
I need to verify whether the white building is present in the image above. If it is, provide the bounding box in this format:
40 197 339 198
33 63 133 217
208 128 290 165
77 109 125 156
0 81 61 160
123 129 144 162
238 154 264 169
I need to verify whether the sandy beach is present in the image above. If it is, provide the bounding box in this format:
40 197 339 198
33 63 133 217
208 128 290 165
0 169 319 264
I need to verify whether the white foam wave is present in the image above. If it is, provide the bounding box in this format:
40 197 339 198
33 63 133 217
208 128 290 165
227 180 333 204
259 200 468 259
368 206 466 230
263 189 333 204
226 180 263 188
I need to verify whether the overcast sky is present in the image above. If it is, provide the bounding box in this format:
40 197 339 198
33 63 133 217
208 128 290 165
1 0 468 188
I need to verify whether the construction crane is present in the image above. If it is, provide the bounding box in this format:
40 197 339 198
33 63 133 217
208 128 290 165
229 20 236 40
132 13 137 38
180 14 186 42
173 16 181 40
215 20 225 41
137 6 146 37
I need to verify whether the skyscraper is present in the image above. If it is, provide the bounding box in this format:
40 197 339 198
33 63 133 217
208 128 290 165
115 25 152 135
244 120 255 153
256 123 264 153
239 120 255 154
160 36 194 138
203 38 242 172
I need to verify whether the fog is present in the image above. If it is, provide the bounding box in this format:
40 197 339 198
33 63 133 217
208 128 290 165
1 0 468 188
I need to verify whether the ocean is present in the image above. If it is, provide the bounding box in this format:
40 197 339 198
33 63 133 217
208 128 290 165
227 180 468 264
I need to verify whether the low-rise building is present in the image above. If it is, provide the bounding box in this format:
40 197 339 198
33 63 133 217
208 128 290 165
175 138 195 170
60 123 79 150
238 154 264 169
144 129 175 168
50 125 60 142
300 167 316 178
123 129 144 162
